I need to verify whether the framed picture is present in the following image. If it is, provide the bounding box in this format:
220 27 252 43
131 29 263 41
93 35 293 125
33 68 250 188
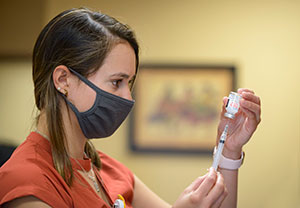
129 64 236 154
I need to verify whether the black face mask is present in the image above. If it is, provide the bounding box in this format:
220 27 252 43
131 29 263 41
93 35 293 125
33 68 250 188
63 68 134 139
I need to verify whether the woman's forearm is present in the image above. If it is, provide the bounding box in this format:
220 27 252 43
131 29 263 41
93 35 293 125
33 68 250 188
219 168 238 208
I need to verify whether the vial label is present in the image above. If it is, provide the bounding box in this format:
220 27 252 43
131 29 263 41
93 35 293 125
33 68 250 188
224 92 240 119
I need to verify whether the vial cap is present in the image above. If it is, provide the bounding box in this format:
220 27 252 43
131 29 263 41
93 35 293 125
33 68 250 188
224 112 235 119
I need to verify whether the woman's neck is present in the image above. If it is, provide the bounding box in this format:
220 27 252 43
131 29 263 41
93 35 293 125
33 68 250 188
36 107 87 159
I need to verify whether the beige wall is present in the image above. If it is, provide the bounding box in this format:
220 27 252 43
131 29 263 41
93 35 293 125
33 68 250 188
0 0 299 207
0 0 44 56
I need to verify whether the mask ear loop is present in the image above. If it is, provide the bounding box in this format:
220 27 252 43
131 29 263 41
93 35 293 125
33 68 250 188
68 67 99 92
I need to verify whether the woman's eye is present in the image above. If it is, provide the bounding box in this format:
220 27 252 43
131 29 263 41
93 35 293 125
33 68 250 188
112 80 122 87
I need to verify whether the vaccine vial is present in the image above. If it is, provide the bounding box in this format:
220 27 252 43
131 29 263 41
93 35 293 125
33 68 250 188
113 199 125 208
224 92 241 119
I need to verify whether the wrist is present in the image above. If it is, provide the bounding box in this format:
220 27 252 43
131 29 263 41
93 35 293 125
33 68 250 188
222 146 243 160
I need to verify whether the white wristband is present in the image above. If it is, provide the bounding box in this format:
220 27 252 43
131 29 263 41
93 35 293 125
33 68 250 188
213 147 245 170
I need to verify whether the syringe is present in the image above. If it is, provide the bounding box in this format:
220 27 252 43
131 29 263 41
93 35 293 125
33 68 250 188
212 124 229 171
211 91 240 171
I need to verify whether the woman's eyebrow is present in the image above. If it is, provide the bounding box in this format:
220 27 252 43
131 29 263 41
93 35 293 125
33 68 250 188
109 72 135 79
109 72 129 78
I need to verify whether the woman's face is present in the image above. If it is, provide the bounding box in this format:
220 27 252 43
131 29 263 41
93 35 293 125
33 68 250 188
68 41 136 112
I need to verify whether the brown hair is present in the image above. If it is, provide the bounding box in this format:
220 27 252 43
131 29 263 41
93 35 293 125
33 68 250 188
32 8 139 186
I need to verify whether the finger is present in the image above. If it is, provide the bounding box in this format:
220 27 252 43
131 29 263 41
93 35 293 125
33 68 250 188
211 186 228 208
240 99 261 123
220 97 228 121
194 167 217 198
240 106 261 126
237 88 255 95
216 97 229 138
241 92 261 105
205 172 226 206
220 97 227 116
222 96 228 106
187 173 208 192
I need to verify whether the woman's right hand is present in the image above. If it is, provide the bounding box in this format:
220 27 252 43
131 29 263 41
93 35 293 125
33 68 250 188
172 168 228 208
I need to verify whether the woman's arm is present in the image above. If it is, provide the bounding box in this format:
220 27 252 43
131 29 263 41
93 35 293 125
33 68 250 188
132 175 171 208
218 157 239 207
133 168 228 208
3 196 51 208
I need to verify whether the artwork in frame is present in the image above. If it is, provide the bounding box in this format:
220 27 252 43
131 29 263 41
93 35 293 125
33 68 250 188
129 64 236 154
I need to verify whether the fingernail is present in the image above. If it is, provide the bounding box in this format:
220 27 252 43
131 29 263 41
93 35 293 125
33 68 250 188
209 167 214 175
217 172 222 182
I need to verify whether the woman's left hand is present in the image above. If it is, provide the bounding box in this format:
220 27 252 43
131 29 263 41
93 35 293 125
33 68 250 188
217 88 261 158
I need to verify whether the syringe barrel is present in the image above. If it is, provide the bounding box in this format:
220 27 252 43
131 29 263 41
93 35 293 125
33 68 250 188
212 143 224 170
212 124 228 170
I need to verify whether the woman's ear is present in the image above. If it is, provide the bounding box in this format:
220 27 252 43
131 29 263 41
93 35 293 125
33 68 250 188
52 65 71 96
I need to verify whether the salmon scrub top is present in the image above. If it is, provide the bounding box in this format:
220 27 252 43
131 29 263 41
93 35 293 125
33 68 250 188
0 132 135 208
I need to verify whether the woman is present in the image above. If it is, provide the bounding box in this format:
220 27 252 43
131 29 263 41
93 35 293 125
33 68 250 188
0 8 261 208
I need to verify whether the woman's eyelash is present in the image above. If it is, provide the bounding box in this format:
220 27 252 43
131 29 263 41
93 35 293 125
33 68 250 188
112 79 122 87
112 77 135 89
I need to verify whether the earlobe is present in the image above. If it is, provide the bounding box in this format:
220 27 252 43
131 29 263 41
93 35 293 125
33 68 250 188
53 65 71 96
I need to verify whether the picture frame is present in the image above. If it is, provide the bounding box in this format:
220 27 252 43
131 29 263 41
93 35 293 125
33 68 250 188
129 64 236 154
